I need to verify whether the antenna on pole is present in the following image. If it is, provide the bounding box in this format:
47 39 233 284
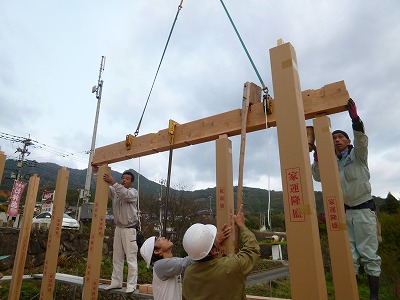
78 56 106 221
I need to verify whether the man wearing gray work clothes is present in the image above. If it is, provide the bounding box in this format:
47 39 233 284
93 166 139 294
311 99 381 300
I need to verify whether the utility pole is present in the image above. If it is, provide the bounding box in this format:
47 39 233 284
77 56 105 220
16 138 33 181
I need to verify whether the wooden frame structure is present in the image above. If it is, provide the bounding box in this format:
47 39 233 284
88 40 358 299
0 40 360 299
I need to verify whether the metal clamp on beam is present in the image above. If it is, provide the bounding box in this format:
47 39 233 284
126 134 135 150
168 119 179 145
263 94 273 114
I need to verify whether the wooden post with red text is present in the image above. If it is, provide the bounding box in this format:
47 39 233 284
216 135 236 255
313 114 359 299
82 165 110 300
270 40 328 299
40 167 69 300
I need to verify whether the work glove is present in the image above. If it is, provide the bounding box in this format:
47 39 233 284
345 98 359 121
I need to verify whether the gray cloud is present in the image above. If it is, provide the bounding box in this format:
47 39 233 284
0 1 399 199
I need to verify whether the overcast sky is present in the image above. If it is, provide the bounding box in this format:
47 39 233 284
1 1 399 200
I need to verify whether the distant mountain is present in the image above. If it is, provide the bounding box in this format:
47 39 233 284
1 159 331 214
1 159 162 202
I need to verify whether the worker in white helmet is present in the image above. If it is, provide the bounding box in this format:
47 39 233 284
182 205 260 300
140 236 191 300
140 225 231 300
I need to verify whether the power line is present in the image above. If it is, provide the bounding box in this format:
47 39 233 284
0 131 88 163
29 147 88 163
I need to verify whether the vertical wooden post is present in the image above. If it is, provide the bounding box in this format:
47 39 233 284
82 164 110 300
8 174 40 300
40 167 69 300
0 151 6 184
216 135 236 255
313 115 359 299
270 40 327 299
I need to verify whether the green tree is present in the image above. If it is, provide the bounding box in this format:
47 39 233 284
378 211 400 296
271 213 286 232
244 211 260 230
0 190 9 204
379 192 400 214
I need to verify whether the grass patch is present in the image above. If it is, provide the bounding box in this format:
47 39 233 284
251 258 285 274
245 271 397 300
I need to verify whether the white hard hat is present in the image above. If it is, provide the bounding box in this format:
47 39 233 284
140 236 156 268
183 223 217 260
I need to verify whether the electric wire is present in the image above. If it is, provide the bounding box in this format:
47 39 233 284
2 132 129 183
0 131 103 185
0 132 26 143
1 131 89 164
134 0 184 137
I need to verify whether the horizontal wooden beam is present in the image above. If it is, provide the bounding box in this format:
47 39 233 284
92 80 349 165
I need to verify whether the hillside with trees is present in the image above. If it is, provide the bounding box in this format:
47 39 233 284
0 159 389 217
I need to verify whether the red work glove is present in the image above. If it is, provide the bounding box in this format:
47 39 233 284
345 98 359 121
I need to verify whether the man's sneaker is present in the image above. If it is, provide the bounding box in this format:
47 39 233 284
104 284 122 290
126 287 135 293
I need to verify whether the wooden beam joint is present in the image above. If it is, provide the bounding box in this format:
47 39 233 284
92 80 349 165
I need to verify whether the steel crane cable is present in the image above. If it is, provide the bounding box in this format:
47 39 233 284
134 0 184 137
220 0 273 228
219 0 269 96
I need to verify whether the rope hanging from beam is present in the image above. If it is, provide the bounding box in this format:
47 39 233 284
263 97 272 231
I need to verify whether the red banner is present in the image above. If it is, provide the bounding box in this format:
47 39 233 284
7 180 27 217
42 190 55 202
